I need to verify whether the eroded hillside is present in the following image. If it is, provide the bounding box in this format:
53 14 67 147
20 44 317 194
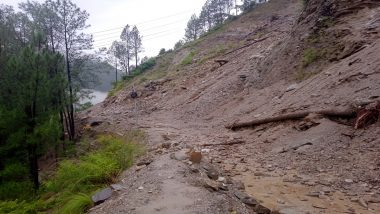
83 0 380 213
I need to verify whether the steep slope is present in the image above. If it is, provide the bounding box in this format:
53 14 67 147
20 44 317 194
83 0 380 213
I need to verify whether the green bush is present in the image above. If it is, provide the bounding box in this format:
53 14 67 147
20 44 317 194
0 133 145 214
302 48 320 67
0 181 35 201
109 58 156 97
108 81 126 97
133 57 156 74
0 163 29 181
61 193 93 214
181 51 196 66
0 200 40 214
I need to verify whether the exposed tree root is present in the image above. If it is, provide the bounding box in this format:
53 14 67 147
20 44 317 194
226 108 356 131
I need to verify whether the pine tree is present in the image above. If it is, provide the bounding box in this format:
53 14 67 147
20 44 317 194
130 26 143 68
184 14 203 42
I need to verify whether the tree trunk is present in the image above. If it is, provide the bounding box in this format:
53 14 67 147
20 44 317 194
115 60 118 83
63 3 75 140
135 50 138 68
226 108 356 130
28 144 39 189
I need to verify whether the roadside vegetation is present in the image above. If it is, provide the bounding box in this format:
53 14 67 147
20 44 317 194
0 132 145 214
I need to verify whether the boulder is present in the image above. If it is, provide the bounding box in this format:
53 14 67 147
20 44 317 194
189 151 202 163
92 188 112 205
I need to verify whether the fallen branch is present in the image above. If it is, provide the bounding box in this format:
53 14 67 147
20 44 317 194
201 140 246 147
226 108 356 131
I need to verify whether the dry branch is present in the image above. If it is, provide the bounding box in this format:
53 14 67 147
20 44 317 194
226 108 356 131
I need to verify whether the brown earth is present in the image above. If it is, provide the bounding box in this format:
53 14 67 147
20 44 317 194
82 0 380 213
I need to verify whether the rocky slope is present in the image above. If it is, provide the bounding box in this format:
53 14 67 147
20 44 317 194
82 0 380 213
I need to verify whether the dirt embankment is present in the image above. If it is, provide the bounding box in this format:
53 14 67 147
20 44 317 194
82 0 380 213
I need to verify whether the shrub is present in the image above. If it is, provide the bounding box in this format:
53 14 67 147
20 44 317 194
158 48 166 55
0 200 40 214
0 181 35 201
302 48 320 67
61 193 93 214
181 51 196 66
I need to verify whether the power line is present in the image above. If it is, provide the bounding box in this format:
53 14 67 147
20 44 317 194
93 27 182 44
94 18 188 38
93 31 181 50
92 8 199 35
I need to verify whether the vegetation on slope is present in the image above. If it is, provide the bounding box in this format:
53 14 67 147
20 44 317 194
0 132 145 214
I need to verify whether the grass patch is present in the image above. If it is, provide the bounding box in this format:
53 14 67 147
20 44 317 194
0 132 145 214
108 80 127 97
295 69 318 81
302 48 320 67
60 193 93 214
198 44 234 64
180 51 196 66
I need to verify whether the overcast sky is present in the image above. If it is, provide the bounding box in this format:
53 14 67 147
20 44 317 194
2 0 206 57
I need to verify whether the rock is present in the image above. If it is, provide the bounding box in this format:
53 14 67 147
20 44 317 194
89 120 103 127
138 186 144 191
170 150 188 161
358 198 368 208
190 165 199 173
161 142 171 149
233 180 245 190
136 164 147 171
217 176 226 182
205 166 219 180
277 199 285 204
137 158 153 166
204 180 220 191
306 191 320 197
234 190 258 206
110 184 124 191
286 84 298 92
312 203 327 209
254 205 271 214
219 183 229 191
189 151 202 163
254 172 270 177
92 188 112 205
350 197 359 202
346 207 355 213
201 148 210 154
345 179 354 184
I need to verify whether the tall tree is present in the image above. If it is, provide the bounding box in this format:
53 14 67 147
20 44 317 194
130 26 143 68
0 32 63 189
120 25 132 75
108 41 123 83
184 14 203 42
53 0 93 140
